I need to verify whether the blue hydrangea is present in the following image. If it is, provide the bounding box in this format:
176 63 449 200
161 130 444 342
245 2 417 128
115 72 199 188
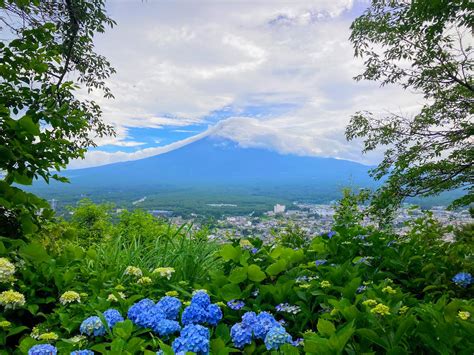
152 319 181 337
253 312 279 339
452 272 473 287
206 304 222 326
227 299 245 310
156 296 182 320
264 326 292 350
172 324 210 355
182 304 209 325
70 351 94 355
80 316 106 336
231 322 253 348
241 311 257 327
315 259 327 266
127 298 155 327
28 344 58 355
191 290 211 308
103 308 124 328
327 231 336 239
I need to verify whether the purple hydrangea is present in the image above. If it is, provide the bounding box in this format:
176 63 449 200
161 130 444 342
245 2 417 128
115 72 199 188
28 345 58 355
227 299 245 310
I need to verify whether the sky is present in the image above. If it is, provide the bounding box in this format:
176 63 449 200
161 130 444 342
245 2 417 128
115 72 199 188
71 0 423 169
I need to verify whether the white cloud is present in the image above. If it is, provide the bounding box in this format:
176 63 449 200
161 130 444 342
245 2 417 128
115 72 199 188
72 0 420 167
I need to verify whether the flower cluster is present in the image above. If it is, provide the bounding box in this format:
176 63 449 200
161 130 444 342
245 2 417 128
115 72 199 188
371 303 391 316
0 258 15 283
71 351 94 355
382 286 396 294
152 267 175 280
124 266 143 277
104 309 124 328
107 292 126 302
172 324 210 354
315 259 327 266
28 344 57 355
137 276 152 285
0 289 25 309
275 303 301 314
80 316 106 337
0 320 11 328
231 311 292 350
320 280 331 288
182 290 222 326
227 299 245 310
59 291 81 305
452 272 472 288
458 311 470 320
37 332 59 341
128 296 182 337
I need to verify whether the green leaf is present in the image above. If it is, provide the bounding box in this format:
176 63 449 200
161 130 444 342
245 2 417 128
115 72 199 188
266 259 287 276
220 284 242 301
317 319 336 337
18 115 40 135
220 244 241 262
247 264 266 282
229 266 248 284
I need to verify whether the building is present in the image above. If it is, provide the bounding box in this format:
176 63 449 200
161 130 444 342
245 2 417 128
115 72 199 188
273 204 286 214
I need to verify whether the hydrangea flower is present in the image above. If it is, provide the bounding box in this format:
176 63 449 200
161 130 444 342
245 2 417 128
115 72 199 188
60 291 81 305
315 259 327 266
356 285 367 293
28 344 58 355
182 305 209 325
156 296 182 320
399 306 409 315
124 266 143 277
382 286 396 294
152 267 175 280
70 351 94 355
326 231 336 239
371 303 391 316
264 326 292 350
166 290 179 297
80 316 106 336
458 311 470 320
292 338 304 346
452 272 473 287
107 292 126 302
275 303 301 314
152 319 181 337
253 312 280 339
241 311 257 327
38 332 59 341
231 322 253 348
172 324 210 354
191 290 211 308
103 309 124 328
227 299 245 310
0 258 15 283
0 320 11 328
206 304 222 326
320 281 331 288
0 290 26 309
251 248 259 254
137 276 152 285
362 299 378 307
127 298 155 327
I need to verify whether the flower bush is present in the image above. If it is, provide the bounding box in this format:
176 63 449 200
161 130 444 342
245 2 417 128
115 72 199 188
0 199 472 354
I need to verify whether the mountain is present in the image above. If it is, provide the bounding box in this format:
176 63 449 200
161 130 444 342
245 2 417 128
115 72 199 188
56 136 375 188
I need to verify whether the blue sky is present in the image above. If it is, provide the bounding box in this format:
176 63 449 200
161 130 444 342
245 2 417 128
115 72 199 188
74 0 420 168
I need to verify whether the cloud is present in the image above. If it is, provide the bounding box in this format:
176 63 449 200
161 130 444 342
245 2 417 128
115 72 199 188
71 0 419 168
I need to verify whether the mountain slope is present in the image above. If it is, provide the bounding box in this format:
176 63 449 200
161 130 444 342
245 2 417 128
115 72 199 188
59 136 375 188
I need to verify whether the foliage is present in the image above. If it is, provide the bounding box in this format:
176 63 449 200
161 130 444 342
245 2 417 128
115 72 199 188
0 199 473 354
346 0 474 208
0 0 115 235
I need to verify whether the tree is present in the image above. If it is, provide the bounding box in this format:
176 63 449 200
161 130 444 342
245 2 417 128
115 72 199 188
346 0 473 210
0 0 115 236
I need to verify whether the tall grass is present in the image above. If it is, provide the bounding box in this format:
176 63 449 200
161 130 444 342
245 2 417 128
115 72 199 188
81 210 221 285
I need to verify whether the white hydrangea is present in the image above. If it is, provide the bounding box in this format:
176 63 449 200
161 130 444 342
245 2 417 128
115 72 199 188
0 258 15 283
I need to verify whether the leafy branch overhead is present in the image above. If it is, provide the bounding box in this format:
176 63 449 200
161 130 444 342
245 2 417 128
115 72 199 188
346 0 473 208
0 0 116 234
